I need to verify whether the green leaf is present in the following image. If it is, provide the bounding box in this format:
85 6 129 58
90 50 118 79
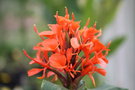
87 84 128 90
81 0 121 28
108 36 126 56
83 74 105 89
77 80 86 90
41 80 127 90
41 80 68 90
41 0 80 24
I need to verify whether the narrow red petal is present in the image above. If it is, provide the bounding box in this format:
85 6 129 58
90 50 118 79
37 68 46 79
65 7 69 19
70 72 74 78
29 61 35 64
51 75 58 81
88 73 96 87
33 24 44 40
66 48 72 63
39 31 55 38
23 50 48 67
85 18 90 27
28 68 43 76
47 71 55 78
96 68 106 76
33 24 38 34
72 12 75 21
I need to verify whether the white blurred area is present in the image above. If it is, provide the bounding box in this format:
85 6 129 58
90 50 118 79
103 0 135 90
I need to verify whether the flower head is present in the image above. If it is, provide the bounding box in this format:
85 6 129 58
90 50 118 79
23 8 110 89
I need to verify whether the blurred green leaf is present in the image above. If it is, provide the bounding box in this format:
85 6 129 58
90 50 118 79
108 36 126 56
42 0 121 29
89 84 128 90
81 0 121 28
41 80 127 90
42 0 80 23
78 80 86 90
41 80 68 90
83 74 105 89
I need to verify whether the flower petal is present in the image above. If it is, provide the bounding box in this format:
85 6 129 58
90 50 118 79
69 21 80 31
23 50 48 67
81 65 93 76
65 7 69 19
29 61 35 64
47 71 55 78
39 31 55 38
98 58 107 68
83 27 100 39
66 48 72 63
49 53 66 69
37 68 46 79
28 68 43 76
96 68 106 76
70 37 80 48
88 73 96 87
91 39 106 52
42 39 58 51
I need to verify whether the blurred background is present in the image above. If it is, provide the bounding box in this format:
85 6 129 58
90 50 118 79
0 0 135 90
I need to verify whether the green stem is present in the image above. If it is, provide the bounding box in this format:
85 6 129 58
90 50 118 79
47 68 68 87
69 76 83 90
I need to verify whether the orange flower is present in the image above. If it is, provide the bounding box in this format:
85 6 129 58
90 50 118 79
23 8 110 89
49 53 66 69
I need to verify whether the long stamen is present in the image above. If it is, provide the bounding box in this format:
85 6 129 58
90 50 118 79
84 18 90 27
72 12 75 21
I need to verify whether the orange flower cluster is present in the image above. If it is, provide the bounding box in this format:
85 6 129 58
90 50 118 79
23 8 110 88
